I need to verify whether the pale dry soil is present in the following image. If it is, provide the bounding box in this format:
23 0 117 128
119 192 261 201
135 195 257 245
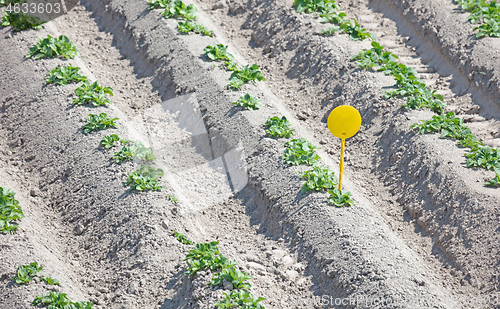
1 0 500 308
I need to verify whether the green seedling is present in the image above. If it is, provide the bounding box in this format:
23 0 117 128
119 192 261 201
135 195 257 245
282 138 321 166
337 18 376 41
73 81 113 107
456 0 482 12
26 35 79 59
320 8 346 24
113 141 156 163
45 65 87 86
224 61 238 71
468 0 500 24
32 292 93 309
1 11 44 31
215 290 266 309
454 0 500 38
228 64 266 90
126 164 164 191
204 44 234 62
82 113 118 134
13 262 42 285
327 188 353 207
320 27 340 35
41 276 60 285
457 134 483 149
233 94 262 110
209 266 253 290
351 42 399 70
263 116 295 138
410 112 472 140
0 187 24 234
167 195 178 203
298 165 337 193
178 21 213 36
485 167 500 187
228 78 245 90
352 42 445 113
100 134 128 149
174 231 193 245
474 17 500 38
184 241 236 275
147 0 171 9
293 0 337 14
0 0 21 6
162 0 197 21
385 77 445 113
465 145 500 170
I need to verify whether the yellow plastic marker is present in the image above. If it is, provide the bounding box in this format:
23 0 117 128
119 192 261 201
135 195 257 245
327 105 362 190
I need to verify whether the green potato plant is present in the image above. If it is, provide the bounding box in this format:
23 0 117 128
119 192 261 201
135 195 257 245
228 64 266 90
162 0 197 20
147 0 171 9
13 262 42 285
32 292 93 309
282 138 321 166
1 10 44 31
0 187 24 234
233 94 262 110
178 21 213 36
215 290 266 309
298 165 337 193
410 112 472 140
263 116 295 138
45 65 87 86
209 266 253 290
174 231 193 245
204 44 234 62
73 81 113 107
26 35 79 59
82 113 118 134
328 188 354 207
126 164 164 191
41 276 60 285
113 141 156 163
100 134 128 149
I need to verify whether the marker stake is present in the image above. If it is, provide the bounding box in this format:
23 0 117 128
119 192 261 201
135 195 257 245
327 105 362 191
339 137 345 190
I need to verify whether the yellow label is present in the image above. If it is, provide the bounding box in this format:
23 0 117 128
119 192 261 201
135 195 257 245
327 105 361 139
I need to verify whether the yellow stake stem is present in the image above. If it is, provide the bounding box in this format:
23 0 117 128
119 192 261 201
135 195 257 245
339 137 345 190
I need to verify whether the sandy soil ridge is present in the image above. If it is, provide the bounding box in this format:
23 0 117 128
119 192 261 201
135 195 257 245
1 0 500 308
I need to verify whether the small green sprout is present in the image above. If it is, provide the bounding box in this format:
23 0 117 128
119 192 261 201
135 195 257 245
82 113 118 134
45 65 87 86
26 35 79 59
233 94 262 110
13 262 42 285
263 116 295 138
327 188 353 207
174 231 193 244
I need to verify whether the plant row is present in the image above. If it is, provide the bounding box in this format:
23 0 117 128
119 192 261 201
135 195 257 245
11 261 93 308
293 0 375 41
410 112 500 186
352 41 446 113
178 238 266 308
25 34 166 191
202 40 353 204
0 187 24 234
454 0 500 38
352 41 500 186
0 0 45 31
147 0 213 36
171 7 354 306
